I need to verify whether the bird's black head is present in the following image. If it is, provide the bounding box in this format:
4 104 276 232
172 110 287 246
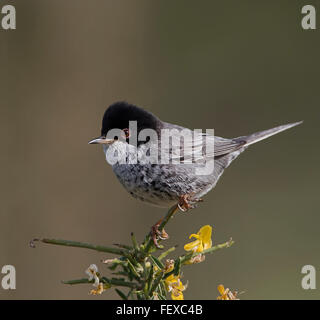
101 102 161 136
89 102 162 145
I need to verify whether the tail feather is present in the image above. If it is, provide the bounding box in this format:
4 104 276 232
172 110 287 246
236 121 303 147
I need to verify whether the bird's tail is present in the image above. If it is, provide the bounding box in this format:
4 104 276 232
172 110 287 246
235 121 303 147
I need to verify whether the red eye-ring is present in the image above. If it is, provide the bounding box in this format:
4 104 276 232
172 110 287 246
123 128 130 138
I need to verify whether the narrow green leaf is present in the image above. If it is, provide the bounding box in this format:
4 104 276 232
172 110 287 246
108 263 119 271
127 260 140 280
158 293 167 300
159 280 167 298
101 277 137 288
62 278 91 285
150 271 164 295
111 271 128 277
123 252 139 267
130 232 139 252
122 264 133 281
163 269 174 279
143 283 149 300
173 257 181 276
115 288 128 300
158 246 177 261
147 265 154 289
127 288 134 300
137 292 144 300
150 255 164 269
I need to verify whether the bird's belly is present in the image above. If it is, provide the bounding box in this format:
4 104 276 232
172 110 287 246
112 164 178 207
112 163 214 208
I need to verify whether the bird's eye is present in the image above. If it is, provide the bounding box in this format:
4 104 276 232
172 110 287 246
123 128 130 138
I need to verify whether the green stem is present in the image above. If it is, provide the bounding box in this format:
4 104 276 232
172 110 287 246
159 205 179 231
144 205 179 253
113 243 132 250
33 238 125 255
164 238 234 279
181 238 235 264
62 277 137 289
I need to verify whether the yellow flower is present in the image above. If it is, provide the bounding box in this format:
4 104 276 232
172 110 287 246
184 225 212 253
217 284 239 300
172 289 184 300
184 225 212 264
165 273 186 300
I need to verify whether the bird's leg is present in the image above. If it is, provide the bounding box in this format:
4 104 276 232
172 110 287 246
150 218 169 249
178 194 203 212
178 195 192 212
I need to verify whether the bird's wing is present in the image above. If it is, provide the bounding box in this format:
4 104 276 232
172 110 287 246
159 121 302 165
160 130 245 163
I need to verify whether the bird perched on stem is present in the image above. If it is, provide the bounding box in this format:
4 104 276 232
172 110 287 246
89 101 302 247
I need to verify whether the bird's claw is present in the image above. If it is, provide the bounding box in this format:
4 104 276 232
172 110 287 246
178 195 203 212
150 221 169 249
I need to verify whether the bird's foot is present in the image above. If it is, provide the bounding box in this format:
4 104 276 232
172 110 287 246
178 195 203 212
150 218 169 249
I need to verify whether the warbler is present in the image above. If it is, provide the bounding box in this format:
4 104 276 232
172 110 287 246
89 102 302 246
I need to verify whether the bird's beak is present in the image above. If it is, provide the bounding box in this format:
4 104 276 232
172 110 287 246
88 136 115 145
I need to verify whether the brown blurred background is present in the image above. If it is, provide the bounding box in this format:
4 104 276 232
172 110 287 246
1 0 319 299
